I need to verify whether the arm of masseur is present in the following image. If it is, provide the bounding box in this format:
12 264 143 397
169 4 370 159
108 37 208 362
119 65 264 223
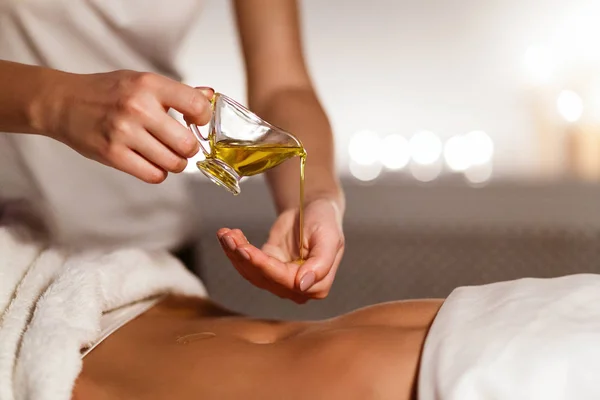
216 0 346 303
0 59 213 183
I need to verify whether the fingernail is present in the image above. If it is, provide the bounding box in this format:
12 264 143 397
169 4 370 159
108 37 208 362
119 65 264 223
224 236 236 251
238 248 251 260
196 86 215 98
299 271 316 292
217 229 229 240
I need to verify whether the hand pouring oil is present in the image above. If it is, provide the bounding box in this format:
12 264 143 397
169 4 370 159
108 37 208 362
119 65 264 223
201 139 307 262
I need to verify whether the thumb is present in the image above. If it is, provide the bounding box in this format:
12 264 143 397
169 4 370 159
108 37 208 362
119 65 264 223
184 86 215 126
295 229 339 292
196 86 215 99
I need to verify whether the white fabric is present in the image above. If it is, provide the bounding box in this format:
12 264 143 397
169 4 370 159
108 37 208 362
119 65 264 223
0 0 203 250
0 215 207 400
419 274 600 400
81 296 163 358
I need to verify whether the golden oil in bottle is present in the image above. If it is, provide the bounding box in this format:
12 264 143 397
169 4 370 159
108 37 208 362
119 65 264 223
212 140 305 177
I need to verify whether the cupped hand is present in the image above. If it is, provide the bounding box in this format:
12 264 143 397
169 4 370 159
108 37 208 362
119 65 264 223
217 198 345 304
42 70 214 183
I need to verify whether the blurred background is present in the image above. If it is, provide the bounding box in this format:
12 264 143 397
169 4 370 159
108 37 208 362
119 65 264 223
179 0 600 319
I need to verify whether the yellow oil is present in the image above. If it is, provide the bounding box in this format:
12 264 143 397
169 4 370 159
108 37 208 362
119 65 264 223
212 141 305 177
176 332 217 344
298 153 306 262
204 140 307 262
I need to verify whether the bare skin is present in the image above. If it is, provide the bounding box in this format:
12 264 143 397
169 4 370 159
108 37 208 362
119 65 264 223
0 0 344 303
73 297 443 400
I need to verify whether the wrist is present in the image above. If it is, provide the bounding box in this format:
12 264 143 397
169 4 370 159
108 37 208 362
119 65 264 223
28 68 75 138
305 184 346 214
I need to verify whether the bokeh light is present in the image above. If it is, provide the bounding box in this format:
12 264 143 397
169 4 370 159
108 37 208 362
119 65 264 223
410 161 442 183
465 131 494 166
409 131 442 165
380 134 410 170
465 162 493 185
444 131 494 173
348 130 381 166
444 135 470 172
557 90 584 123
349 160 383 182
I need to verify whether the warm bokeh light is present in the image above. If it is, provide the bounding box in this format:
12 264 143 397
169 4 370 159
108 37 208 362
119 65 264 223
348 130 381 166
410 161 442 183
465 131 494 166
444 131 494 173
409 131 442 165
465 162 494 185
444 135 470 172
349 160 383 182
380 134 410 170
557 90 584 123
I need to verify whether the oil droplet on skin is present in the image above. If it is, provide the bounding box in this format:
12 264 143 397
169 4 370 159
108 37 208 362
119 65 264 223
176 332 217 345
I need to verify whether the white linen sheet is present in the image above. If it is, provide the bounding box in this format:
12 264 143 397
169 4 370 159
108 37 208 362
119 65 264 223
419 274 600 400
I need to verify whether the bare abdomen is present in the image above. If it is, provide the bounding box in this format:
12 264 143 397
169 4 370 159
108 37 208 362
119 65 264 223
75 297 443 400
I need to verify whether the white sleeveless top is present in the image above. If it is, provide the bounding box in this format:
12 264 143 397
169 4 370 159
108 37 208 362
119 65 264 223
0 0 203 250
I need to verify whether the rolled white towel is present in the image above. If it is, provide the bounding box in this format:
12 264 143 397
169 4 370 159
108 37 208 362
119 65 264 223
419 274 600 400
0 223 207 400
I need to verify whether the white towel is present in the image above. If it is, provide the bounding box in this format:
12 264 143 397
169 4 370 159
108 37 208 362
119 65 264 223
0 206 207 400
418 274 600 400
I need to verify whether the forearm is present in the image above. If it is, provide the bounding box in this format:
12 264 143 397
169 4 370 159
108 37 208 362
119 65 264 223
0 60 66 135
249 87 344 214
232 0 344 214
